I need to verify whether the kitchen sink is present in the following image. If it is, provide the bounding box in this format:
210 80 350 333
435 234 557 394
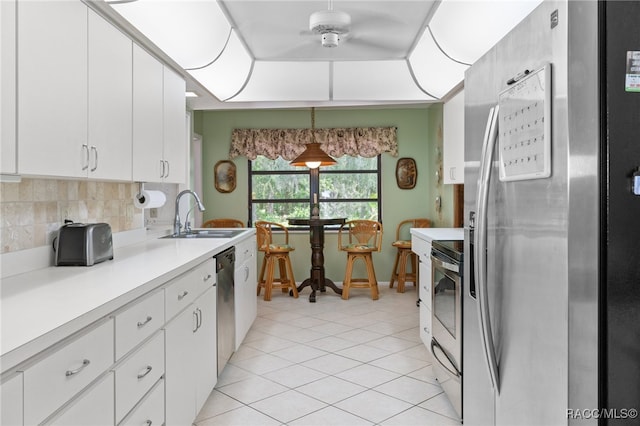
160 229 246 239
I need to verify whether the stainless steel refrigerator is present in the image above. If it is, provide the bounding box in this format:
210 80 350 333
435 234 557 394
464 1 640 425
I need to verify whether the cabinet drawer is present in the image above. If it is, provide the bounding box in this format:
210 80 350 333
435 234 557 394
235 236 256 265
412 235 431 260
419 260 432 304
114 331 164 423
23 319 114 426
46 372 114 426
119 377 164 426
165 259 215 320
419 303 432 350
115 289 164 360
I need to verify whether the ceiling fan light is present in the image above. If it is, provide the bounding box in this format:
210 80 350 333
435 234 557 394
321 32 340 48
290 143 337 168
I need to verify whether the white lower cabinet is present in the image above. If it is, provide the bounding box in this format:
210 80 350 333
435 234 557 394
1 372 23 426
22 319 114 426
165 285 217 426
3 238 258 426
413 235 433 351
234 236 257 350
119 377 164 426
113 331 164 424
46 373 114 426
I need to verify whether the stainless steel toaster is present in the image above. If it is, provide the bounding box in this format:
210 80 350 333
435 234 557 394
54 222 114 266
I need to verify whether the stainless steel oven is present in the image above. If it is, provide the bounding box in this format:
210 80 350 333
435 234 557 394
431 239 463 418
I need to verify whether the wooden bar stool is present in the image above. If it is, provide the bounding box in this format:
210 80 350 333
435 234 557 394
390 218 431 293
338 220 383 300
202 218 245 228
255 221 298 301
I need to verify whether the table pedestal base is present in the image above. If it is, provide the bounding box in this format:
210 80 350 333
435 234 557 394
296 277 342 303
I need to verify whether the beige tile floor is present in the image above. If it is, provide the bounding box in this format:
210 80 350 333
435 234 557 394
195 284 462 426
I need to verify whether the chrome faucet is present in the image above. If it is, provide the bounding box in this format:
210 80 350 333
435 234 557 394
174 190 205 235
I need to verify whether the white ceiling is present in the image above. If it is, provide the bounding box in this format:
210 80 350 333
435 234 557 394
105 0 542 110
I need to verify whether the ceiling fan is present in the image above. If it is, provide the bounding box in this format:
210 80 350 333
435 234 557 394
308 0 351 47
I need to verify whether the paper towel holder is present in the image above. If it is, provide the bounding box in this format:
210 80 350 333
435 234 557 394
136 182 145 203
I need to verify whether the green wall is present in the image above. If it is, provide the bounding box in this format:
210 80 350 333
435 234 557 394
194 106 455 289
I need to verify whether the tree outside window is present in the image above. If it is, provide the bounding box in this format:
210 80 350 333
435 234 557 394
250 155 381 225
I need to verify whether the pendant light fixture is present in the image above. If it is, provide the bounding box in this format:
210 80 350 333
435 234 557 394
290 108 337 169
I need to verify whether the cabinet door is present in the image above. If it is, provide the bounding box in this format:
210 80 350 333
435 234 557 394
443 89 465 184
132 44 164 182
46 373 114 426
164 304 196 426
1 373 23 426
162 67 187 184
1 0 17 174
87 9 132 181
17 0 88 178
193 286 217 413
235 260 257 350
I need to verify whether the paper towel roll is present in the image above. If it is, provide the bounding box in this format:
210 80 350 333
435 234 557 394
134 190 167 209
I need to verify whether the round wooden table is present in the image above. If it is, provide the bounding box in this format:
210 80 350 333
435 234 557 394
287 217 346 302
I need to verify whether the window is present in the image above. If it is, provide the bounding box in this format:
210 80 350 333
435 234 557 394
250 155 381 225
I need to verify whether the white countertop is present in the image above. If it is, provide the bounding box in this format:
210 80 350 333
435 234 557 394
410 227 464 242
0 229 255 372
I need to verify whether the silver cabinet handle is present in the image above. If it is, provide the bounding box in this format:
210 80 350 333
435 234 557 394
203 274 212 282
82 144 89 171
145 420 152 426
137 365 153 379
137 316 152 328
160 159 165 178
66 359 90 377
177 290 188 300
90 146 98 172
244 266 250 282
164 160 170 178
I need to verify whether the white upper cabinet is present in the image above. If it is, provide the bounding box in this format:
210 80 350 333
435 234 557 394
1 0 17 175
132 44 187 184
443 89 465 184
17 1 133 180
162 67 187 184
87 9 133 181
17 0 88 178
132 44 164 182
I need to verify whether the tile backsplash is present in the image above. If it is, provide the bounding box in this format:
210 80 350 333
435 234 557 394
0 178 143 254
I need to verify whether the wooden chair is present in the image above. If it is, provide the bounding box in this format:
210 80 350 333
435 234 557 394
338 220 383 300
202 218 245 228
255 221 298 301
390 218 431 293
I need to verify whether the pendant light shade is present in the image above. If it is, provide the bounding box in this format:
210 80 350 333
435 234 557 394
290 142 336 168
290 107 337 168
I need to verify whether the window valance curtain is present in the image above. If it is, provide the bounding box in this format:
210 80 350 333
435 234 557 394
229 127 398 160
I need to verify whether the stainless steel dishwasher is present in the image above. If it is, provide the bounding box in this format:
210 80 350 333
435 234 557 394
215 247 235 374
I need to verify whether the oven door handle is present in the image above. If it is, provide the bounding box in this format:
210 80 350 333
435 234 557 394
430 338 461 378
430 254 459 274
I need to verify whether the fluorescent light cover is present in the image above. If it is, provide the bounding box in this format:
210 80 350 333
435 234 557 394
410 30 468 99
333 61 435 101
111 0 230 69
231 62 330 102
429 0 543 64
